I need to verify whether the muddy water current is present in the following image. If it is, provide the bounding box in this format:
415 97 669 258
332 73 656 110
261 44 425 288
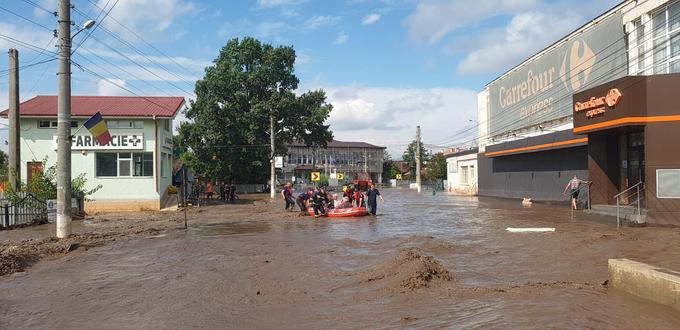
2 189 680 329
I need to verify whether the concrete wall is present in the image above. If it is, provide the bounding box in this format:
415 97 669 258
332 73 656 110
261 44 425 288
478 146 588 201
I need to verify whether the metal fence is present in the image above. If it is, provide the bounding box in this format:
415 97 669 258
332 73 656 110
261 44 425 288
0 192 48 228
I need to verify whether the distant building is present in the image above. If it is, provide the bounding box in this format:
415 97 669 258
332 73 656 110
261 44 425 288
1 95 184 212
445 148 478 195
282 140 385 184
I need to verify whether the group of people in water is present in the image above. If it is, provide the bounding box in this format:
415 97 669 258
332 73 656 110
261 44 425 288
282 183 384 218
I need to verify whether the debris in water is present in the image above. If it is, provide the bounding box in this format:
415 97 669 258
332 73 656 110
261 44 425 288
506 227 555 233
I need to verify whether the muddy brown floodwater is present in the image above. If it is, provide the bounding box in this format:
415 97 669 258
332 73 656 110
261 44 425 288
2 189 680 329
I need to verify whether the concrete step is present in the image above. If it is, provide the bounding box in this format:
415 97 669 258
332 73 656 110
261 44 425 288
585 204 647 224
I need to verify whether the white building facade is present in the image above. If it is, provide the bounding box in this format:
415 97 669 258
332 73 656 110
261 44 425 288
445 148 478 195
2 96 184 212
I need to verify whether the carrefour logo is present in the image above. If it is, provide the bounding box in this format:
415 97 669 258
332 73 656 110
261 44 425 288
560 40 596 92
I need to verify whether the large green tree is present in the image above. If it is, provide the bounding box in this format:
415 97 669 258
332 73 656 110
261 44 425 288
178 37 333 183
401 139 430 178
425 153 447 180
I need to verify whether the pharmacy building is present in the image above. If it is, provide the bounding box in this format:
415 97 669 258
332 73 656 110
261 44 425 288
1 95 184 212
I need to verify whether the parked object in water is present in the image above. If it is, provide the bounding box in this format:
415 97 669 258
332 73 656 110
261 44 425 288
506 227 555 233
307 206 369 218
522 198 533 207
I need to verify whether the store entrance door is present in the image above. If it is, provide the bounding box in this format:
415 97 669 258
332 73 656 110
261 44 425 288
618 131 645 206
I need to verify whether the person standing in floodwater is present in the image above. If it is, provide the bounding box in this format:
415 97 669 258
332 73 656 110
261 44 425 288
365 184 384 216
229 184 236 202
563 175 590 210
282 182 295 211
311 187 327 218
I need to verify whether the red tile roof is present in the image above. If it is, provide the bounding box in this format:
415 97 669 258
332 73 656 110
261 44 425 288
0 95 185 118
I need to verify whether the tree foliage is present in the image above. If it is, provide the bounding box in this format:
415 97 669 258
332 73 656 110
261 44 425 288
4 158 101 202
177 37 333 183
401 139 430 178
382 153 401 182
425 153 447 180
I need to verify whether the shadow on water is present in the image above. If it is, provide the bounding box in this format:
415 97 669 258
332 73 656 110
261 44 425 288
189 222 271 237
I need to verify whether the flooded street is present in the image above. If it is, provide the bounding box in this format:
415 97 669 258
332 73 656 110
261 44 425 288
2 188 680 329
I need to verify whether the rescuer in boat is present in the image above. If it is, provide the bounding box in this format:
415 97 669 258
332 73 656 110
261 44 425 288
365 184 384 216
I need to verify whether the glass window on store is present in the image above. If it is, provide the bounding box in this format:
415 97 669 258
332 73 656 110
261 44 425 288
96 153 118 177
118 153 132 176
461 166 469 185
96 152 153 177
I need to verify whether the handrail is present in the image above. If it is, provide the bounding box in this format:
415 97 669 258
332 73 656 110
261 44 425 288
614 181 644 199
616 182 645 228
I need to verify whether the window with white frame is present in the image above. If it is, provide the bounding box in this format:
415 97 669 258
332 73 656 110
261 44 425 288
96 152 153 177
650 1 680 74
460 165 469 185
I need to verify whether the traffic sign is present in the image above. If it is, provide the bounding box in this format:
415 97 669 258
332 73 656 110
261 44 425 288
311 172 321 182
337 173 344 180
396 174 402 180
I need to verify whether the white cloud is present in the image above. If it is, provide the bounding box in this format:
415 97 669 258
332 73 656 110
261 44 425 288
80 47 210 72
456 10 581 75
362 13 381 25
33 0 56 17
257 0 306 8
0 23 53 55
256 21 288 38
304 15 341 30
305 85 478 157
97 78 128 96
404 0 540 43
334 31 349 45
96 0 196 41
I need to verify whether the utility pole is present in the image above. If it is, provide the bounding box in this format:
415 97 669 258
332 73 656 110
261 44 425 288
416 125 422 193
270 114 276 199
56 0 72 238
8 49 20 191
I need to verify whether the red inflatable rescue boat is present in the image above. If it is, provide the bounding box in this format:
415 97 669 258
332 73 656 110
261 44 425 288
307 207 369 218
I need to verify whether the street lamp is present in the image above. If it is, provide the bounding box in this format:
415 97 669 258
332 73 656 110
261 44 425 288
56 0 96 239
72 20 96 38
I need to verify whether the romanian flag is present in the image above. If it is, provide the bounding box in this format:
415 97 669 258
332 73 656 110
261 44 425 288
84 112 112 145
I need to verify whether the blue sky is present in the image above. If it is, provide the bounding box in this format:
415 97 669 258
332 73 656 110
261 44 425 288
0 0 620 156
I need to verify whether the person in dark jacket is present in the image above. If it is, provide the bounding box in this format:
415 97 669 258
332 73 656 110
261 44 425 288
365 184 384 215
296 188 313 213
229 184 236 202
311 187 327 218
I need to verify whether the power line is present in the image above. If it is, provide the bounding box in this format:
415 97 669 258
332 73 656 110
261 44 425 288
0 5 53 31
20 0 57 16
72 0 120 54
71 6 197 96
83 0 198 79
72 59 187 115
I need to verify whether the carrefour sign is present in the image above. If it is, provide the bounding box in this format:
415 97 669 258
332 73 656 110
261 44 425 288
53 133 145 150
487 12 626 137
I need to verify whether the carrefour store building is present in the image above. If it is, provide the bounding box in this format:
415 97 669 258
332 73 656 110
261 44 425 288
478 0 680 225
1 95 184 212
